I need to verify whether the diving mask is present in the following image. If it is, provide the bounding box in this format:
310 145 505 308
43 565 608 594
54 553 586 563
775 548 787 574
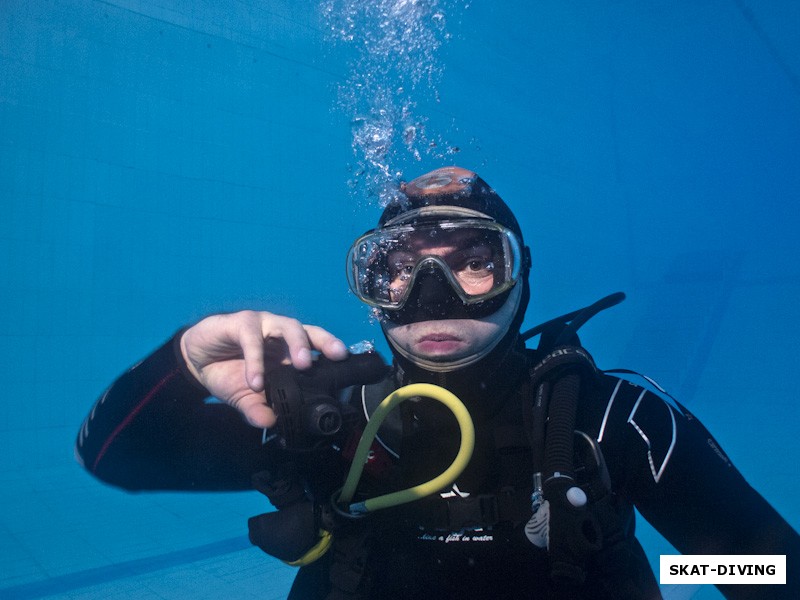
346 213 524 311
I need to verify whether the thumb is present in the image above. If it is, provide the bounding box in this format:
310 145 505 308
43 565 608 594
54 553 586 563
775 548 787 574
231 392 277 429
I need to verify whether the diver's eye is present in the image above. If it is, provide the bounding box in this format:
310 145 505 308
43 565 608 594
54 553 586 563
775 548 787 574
466 259 493 272
390 262 415 280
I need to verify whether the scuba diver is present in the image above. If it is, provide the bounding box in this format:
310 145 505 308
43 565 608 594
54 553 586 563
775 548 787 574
76 166 798 599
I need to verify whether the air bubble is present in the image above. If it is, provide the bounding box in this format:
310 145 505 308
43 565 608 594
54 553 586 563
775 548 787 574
323 0 463 206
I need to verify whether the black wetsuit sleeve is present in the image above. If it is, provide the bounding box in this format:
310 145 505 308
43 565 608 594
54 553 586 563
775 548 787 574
75 332 267 492
594 376 800 599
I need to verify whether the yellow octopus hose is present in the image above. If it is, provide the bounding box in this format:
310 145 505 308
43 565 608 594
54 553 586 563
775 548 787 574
287 383 475 566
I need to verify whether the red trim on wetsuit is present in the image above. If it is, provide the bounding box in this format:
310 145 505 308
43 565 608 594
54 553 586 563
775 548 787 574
91 368 181 473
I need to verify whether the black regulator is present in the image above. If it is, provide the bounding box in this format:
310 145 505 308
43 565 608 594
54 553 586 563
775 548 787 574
250 349 390 564
265 350 390 450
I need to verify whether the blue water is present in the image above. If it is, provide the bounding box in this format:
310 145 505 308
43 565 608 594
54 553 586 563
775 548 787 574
1 1 798 598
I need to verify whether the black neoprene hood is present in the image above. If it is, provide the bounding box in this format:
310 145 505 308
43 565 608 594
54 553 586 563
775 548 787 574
379 166 526 248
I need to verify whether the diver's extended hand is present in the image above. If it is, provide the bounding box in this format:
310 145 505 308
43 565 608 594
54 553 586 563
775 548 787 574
179 311 348 428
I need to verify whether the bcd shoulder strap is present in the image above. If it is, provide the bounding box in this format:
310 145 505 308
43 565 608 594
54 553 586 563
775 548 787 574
523 292 627 590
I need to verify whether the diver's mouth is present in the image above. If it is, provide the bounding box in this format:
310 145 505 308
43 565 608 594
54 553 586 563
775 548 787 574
419 333 461 341
416 333 464 354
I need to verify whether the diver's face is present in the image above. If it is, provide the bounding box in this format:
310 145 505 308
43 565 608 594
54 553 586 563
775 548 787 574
381 228 521 365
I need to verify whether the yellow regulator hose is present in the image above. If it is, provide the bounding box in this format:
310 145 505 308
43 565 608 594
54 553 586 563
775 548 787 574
287 383 474 567
338 382 475 513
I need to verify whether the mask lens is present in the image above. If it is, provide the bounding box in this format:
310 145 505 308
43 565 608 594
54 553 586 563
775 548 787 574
347 221 522 309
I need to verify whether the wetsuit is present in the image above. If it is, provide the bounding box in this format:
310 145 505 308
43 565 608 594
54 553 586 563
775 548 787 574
76 333 799 599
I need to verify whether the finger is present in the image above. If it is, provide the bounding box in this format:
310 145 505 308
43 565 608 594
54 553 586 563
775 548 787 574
304 325 349 361
238 314 268 392
178 330 203 383
269 317 314 370
232 392 277 429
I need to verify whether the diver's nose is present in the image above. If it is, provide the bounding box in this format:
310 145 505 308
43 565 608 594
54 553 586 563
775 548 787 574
411 267 460 318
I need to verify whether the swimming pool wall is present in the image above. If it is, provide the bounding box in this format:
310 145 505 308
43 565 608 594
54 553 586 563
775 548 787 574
1 1 798 598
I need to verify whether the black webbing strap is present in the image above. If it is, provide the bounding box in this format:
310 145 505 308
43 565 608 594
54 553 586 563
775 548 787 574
406 487 534 531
